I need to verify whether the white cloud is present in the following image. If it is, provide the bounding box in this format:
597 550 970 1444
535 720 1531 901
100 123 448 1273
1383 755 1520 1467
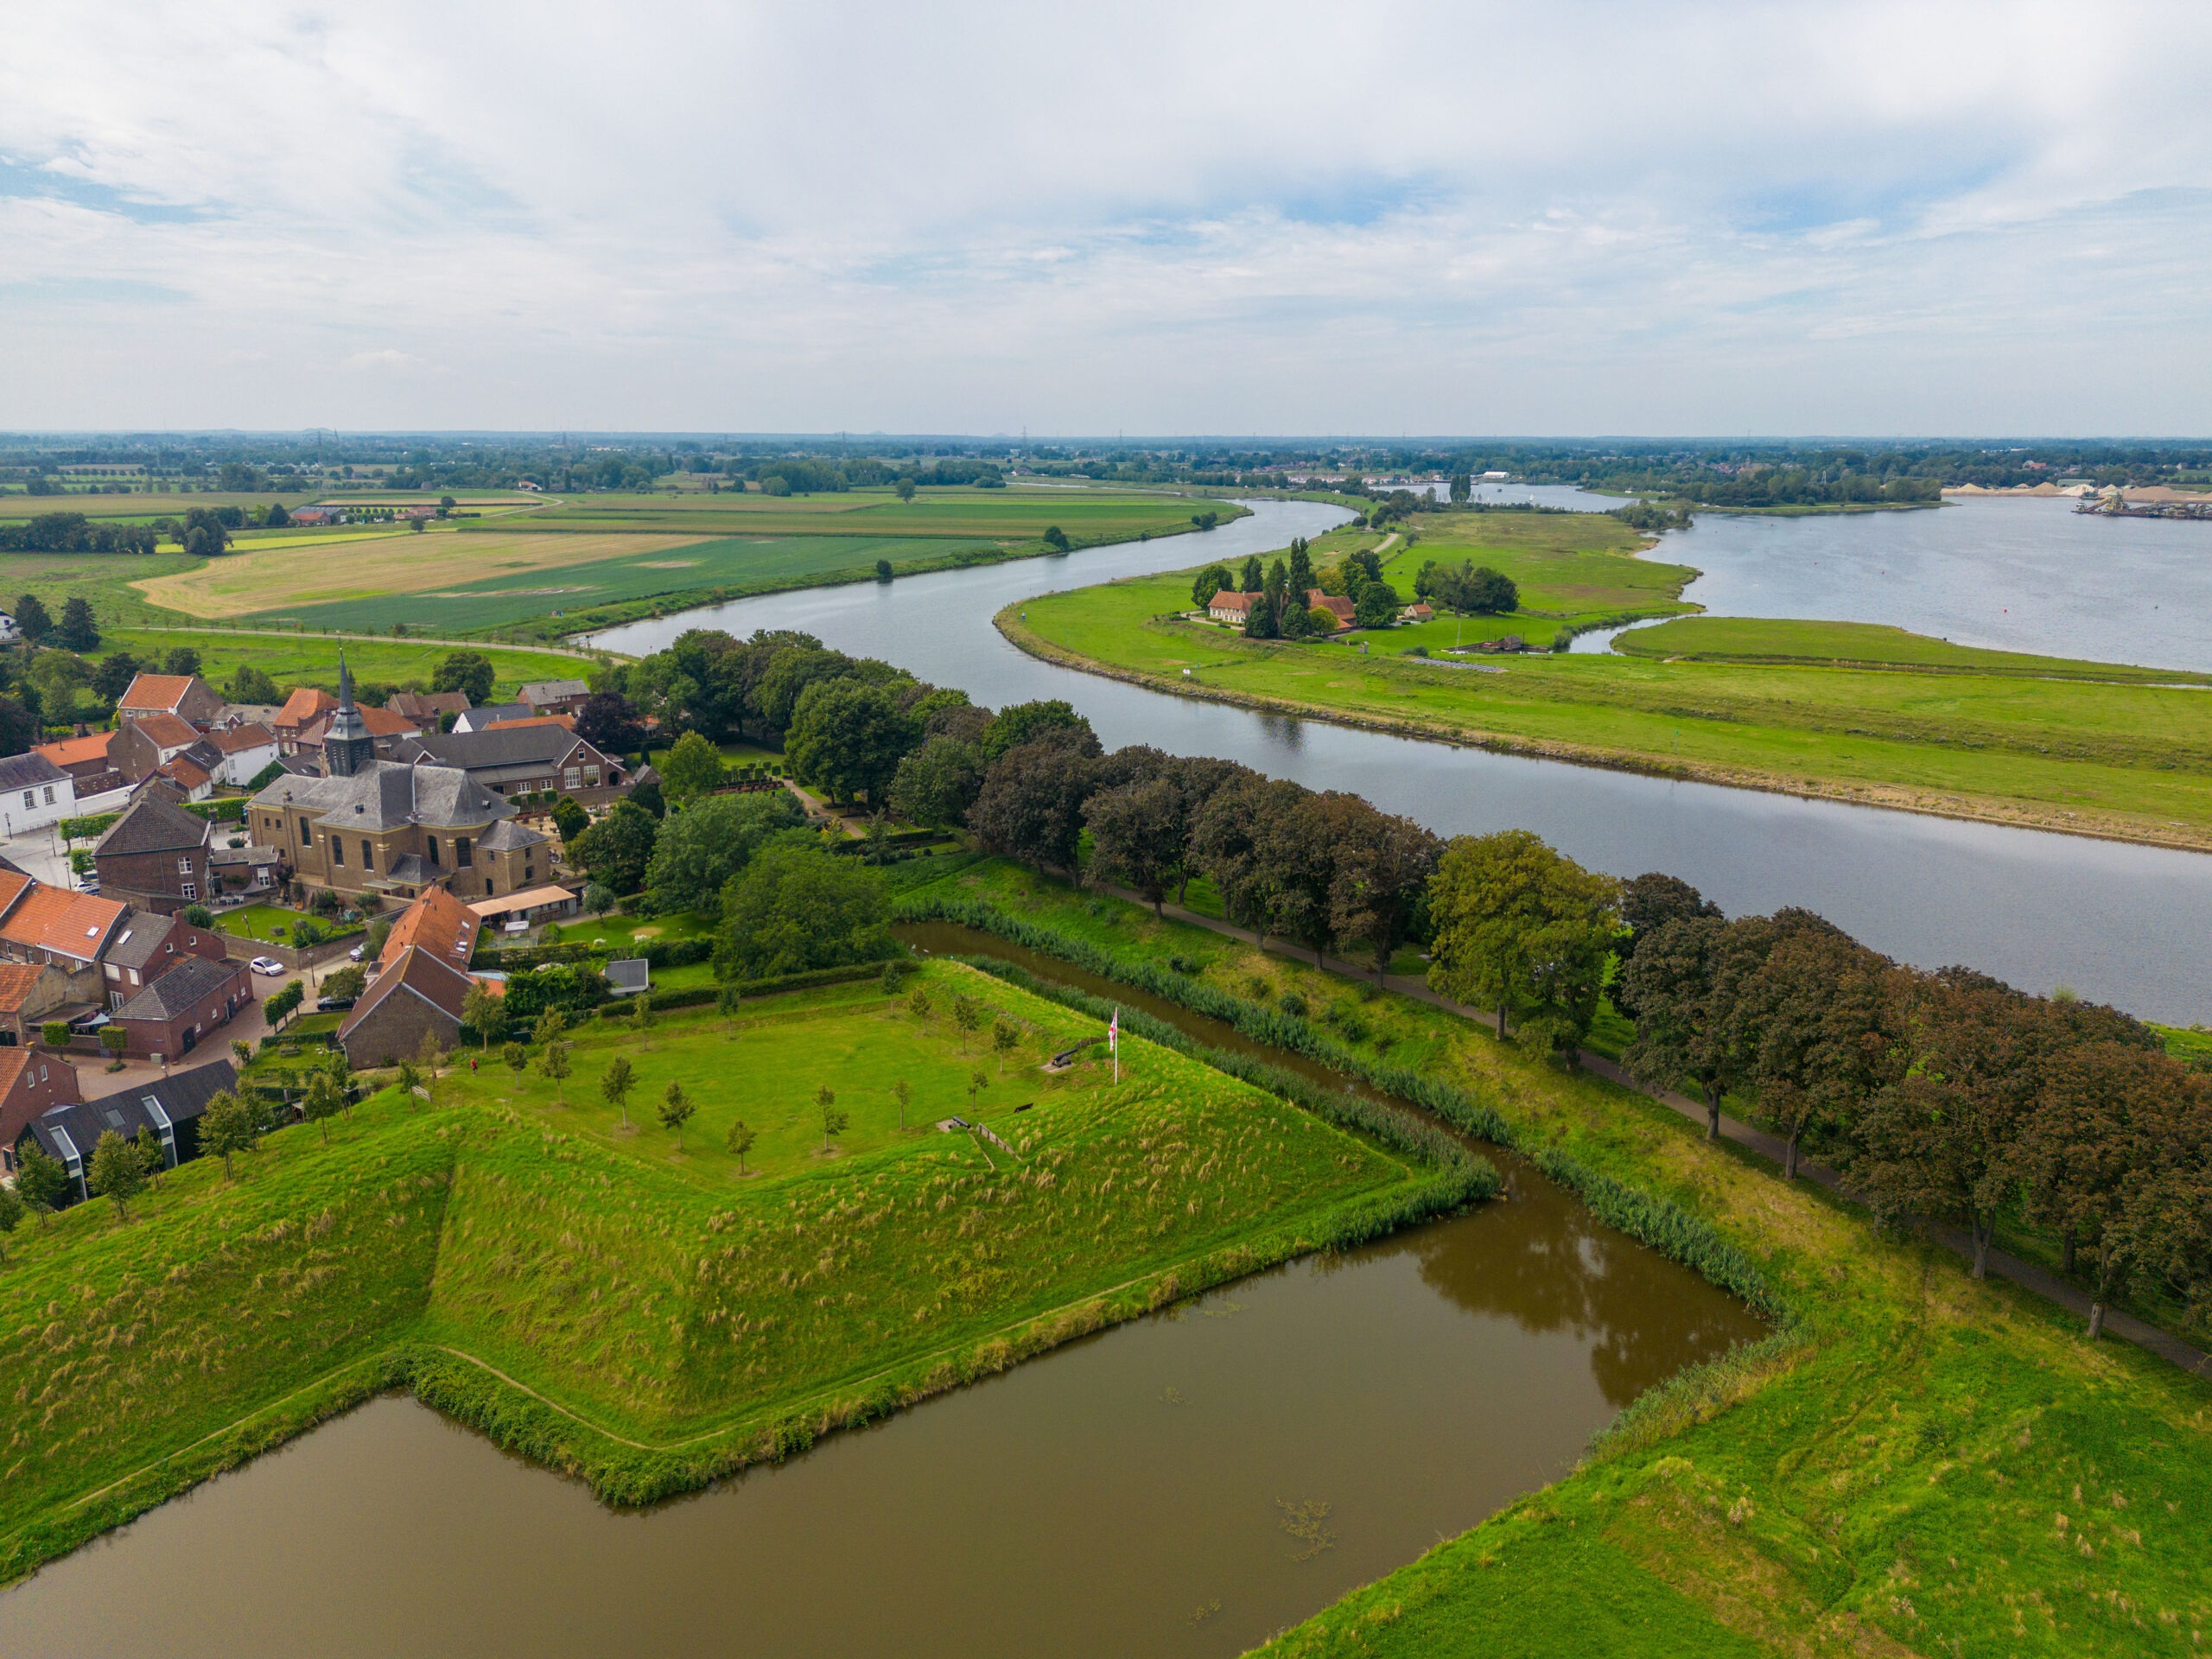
1 0 2209 430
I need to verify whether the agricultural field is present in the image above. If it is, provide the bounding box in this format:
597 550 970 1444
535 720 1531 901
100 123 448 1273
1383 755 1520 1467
0 963 1456 1581
1007 568 2212 848
886 855 2212 1659
101 630 601 695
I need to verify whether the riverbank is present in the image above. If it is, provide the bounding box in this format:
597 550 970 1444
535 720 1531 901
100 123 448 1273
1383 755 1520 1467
0 963 1472 1586
998 588 2212 855
879 857 2212 1658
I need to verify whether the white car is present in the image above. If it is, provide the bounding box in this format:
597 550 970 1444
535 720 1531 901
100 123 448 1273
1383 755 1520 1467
250 956 285 976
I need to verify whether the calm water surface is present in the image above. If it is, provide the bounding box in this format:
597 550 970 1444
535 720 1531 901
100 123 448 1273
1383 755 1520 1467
594 500 2212 1020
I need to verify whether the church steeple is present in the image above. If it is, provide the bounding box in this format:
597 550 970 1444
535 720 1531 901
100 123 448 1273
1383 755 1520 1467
325 651 374 778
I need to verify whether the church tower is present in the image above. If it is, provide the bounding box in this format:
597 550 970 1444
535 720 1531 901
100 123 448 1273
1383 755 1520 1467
325 652 375 779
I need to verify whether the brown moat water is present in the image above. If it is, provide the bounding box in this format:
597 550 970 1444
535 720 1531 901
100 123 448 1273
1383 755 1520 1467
0 934 1762 1659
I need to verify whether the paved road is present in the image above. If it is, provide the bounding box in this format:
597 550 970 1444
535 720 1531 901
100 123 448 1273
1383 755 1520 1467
1088 884 2212 1382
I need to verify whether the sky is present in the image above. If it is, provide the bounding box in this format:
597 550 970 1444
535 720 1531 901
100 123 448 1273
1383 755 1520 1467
4 0 2210 436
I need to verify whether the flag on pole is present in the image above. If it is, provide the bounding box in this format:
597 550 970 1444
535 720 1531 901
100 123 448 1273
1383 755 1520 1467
1109 1007 1119 1082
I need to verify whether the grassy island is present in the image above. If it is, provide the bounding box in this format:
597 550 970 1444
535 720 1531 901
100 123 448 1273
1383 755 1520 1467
0 963 1469 1584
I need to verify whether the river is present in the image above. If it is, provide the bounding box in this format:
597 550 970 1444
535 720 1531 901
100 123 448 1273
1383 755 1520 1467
587 499 2212 1023
0 931 1762 1659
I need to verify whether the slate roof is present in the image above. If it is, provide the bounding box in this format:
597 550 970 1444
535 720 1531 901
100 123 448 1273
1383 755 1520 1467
475 817 548 852
455 702 531 731
209 843 282 869
398 726 592 772
118 673 203 715
387 691 470 721
102 912 183 975
93 793 211 857
111 954 242 1021
249 759 517 833
1 886 127 963
0 752 70 793
379 886 481 971
29 1061 238 1165
339 944 474 1039
518 678 591 705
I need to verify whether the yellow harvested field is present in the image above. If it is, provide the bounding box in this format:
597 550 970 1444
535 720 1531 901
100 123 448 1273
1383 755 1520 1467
132 530 711 619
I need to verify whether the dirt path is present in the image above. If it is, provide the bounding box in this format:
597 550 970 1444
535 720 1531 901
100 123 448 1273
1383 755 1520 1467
1088 882 2212 1380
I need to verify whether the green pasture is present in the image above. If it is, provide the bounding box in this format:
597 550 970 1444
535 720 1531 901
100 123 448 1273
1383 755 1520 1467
104 629 603 693
1613 615 2212 681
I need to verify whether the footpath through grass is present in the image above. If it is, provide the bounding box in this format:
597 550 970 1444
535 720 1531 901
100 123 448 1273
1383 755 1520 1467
1007 569 2212 849
881 855 2212 1659
0 962 1465 1583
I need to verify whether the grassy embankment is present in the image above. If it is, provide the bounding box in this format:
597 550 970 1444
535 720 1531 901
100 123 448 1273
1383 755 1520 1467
0 962 1470 1584
1006 560 2212 849
882 855 2212 1658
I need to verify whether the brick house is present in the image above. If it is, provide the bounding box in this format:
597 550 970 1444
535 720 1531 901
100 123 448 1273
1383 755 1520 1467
374 886 482 976
112 713 207 785
92 791 213 915
156 750 217 802
1304 590 1358 630
395 724 631 806
0 751 77 835
517 677 592 716
0 961 73 1045
118 672 226 728
453 702 531 733
210 843 283 895
0 880 130 1000
35 731 123 796
16 1061 238 1198
99 910 231 1012
272 687 338 753
338 946 475 1066
0 1047 83 1172
110 953 254 1064
387 690 470 725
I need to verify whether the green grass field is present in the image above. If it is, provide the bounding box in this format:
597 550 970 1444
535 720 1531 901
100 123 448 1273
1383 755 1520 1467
0 963 1458 1581
533 910 716 950
104 629 602 692
216 904 360 945
1613 615 2212 681
1008 569 2212 846
885 855 2212 1659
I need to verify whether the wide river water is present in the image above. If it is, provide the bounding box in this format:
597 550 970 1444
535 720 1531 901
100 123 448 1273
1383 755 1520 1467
0 930 1762 1659
586 497 2212 1022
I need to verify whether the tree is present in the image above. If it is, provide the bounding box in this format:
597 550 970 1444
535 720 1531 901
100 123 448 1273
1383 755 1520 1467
725 1116 759 1173
1084 773 1190 914
658 1081 696 1148
2024 1042 2212 1339
952 995 982 1052
631 988 653 1032
889 736 987 829
1328 802 1442 982
431 651 496 705
16 1141 68 1225
1241 588 1278 639
1730 925 1889 1177
57 596 99 652
181 904 214 928
199 1091 259 1180
0 1183 22 1262
14 594 52 645
1613 874 1723 1018
88 1130 147 1221
645 789 802 912
40 1020 69 1050
92 1025 126 1065
1352 581 1402 631
1255 790 1342 965
537 1037 572 1106
1237 554 1263 591
550 796 590 844
967 740 1096 874
1449 473 1471 505
1192 773 1303 942
968 1068 988 1109
95 651 142 702
576 691 646 755
660 731 727 802
503 1041 528 1075
992 1020 1020 1073
784 674 928 810
136 1124 165 1185
894 476 917 503
321 963 367 1003
714 845 892 979
303 1071 345 1144
980 700 1097 763
415 1031 447 1098
818 1085 849 1150
1190 564 1234 608
1042 524 1070 552
1286 537 1314 597
159 645 201 677
569 800 659 896
893 1077 912 1131
264 979 305 1030
601 1055 636 1128
1427 830 1618 1058
874 557 893 582
461 980 506 1046
226 664 281 703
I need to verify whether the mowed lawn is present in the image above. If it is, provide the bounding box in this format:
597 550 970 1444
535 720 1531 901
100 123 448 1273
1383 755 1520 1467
218 903 360 944
1010 570 2212 836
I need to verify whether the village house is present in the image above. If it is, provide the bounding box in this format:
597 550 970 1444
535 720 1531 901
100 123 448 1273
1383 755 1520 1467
1401 601 1434 623
156 751 217 802
1305 590 1358 630
0 961 73 1046
272 687 338 753
387 690 471 726
338 944 476 1065
92 791 213 915
207 722 279 785
373 883 482 976
0 752 77 835
1206 590 1260 624
247 661 554 904
0 1047 83 1172
210 843 283 895
112 713 207 785
17 1062 238 1198
99 910 231 1011
34 731 122 796
517 678 592 717
0 878 130 1000
109 953 254 1064
395 723 630 806
453 702 532 733
118 672 226 729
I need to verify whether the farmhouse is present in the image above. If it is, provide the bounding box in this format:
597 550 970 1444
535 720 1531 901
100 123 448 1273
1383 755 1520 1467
0 751 76 835
0 1048 83 1170
1305 590 1358 630
1401 601 1434 623
92 790 213 915
1207 591 1261 623
16 1061 239 1199
110 952 254 1064
247 661 553 903
118 672 226 728
517 678 592 716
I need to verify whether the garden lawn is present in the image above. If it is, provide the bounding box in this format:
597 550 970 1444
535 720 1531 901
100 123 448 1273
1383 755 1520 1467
883 855 2212 1659
1007 573 2212 845
217 904 359 946
539 910 717 950
0 963 1453 1581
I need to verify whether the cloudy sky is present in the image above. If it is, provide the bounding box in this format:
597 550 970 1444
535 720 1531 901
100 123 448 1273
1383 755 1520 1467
4 1 2209 435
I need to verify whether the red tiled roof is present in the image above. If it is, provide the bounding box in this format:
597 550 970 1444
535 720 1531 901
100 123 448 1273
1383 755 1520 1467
0 885 126 963
127 712 201 750
1208 591 1260 614
480 713 575 733
301 704 422 743
35 733 113 768
275 687 337 730
211 721 276 753
162 756 212 791
378 885 481 973
0 962 50 1013
118 674 200 715
1306 590 1357 623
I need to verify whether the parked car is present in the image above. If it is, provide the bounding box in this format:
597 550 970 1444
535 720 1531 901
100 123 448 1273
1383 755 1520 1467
315 995 356 1013
347 944 365 962
250 956 285 976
